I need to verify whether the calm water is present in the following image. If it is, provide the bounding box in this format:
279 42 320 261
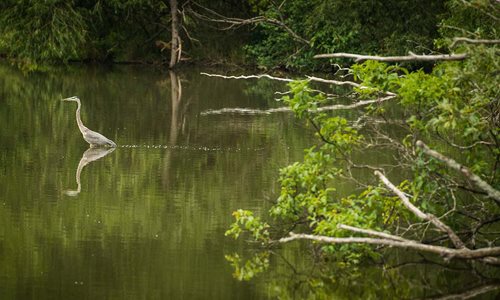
0 64 498 299
0 64 315 299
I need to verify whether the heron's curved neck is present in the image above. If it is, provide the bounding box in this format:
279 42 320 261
75 99 88 132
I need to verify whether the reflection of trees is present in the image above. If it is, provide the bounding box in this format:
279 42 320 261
64 147 115 196
163 71 191 186
227 247 500 299
169 71 183 147
426 283 500 300
0 63 313 299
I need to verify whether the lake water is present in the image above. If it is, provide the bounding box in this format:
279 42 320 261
0 64 320 299
0 64 498 299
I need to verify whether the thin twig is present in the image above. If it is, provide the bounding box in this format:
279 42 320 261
338 224 407 242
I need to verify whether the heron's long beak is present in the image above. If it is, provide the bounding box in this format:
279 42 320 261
61 97 72 101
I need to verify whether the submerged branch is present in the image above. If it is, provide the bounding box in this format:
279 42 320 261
416 141 500 205
314 52 468 62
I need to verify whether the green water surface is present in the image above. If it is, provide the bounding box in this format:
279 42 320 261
0 64 315 299
1 64 498 300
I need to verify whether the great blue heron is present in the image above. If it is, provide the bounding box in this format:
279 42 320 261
62 96 117 148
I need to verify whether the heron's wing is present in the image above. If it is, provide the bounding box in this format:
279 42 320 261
83 129 116 147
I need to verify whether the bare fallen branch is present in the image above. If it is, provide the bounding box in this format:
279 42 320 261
200 72 398 98
200 72 294 82
278 232 500 261
200 95 395 116
314 52 468 62
306 75 398 97
201 107 284 115
450 37 500 48
375 170 466 249
416 140 500 205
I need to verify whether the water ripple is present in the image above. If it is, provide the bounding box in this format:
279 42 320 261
118 144 265 152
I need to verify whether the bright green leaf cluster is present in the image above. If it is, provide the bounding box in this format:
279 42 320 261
225 209 270 242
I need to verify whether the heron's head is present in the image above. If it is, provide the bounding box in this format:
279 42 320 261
61 96 80 102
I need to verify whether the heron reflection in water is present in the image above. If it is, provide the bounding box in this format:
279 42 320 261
61 96 117 148
64 147 115 196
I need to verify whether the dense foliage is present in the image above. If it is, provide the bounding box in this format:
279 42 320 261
0 0 487 71
0 0 250 70
225 0 500 296
245 0 446 70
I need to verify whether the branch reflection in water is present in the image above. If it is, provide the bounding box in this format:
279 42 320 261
64 147 115 196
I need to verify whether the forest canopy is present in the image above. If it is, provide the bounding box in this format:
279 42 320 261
1 0 495 71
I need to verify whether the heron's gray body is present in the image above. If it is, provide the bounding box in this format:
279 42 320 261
62 96 117 148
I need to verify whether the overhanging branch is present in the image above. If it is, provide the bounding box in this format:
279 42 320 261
199 72 396 115
450 37 500 48
278 232 500 261
314 52 468 62
200 72 294 82
200 72 396 95
416 140 500 205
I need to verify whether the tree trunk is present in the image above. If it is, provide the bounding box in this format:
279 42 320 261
169 0 180 68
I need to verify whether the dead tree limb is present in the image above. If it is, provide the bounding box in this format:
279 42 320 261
278 232 500 260
199 72 396 115
416 140 500 205
200 95 395 116
450 37 500 48
200 72 396 96
314 52 468 62
200 72 294 82
306 75 397 96
375 170 466 249
169 0 181 68
188 2 310 46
